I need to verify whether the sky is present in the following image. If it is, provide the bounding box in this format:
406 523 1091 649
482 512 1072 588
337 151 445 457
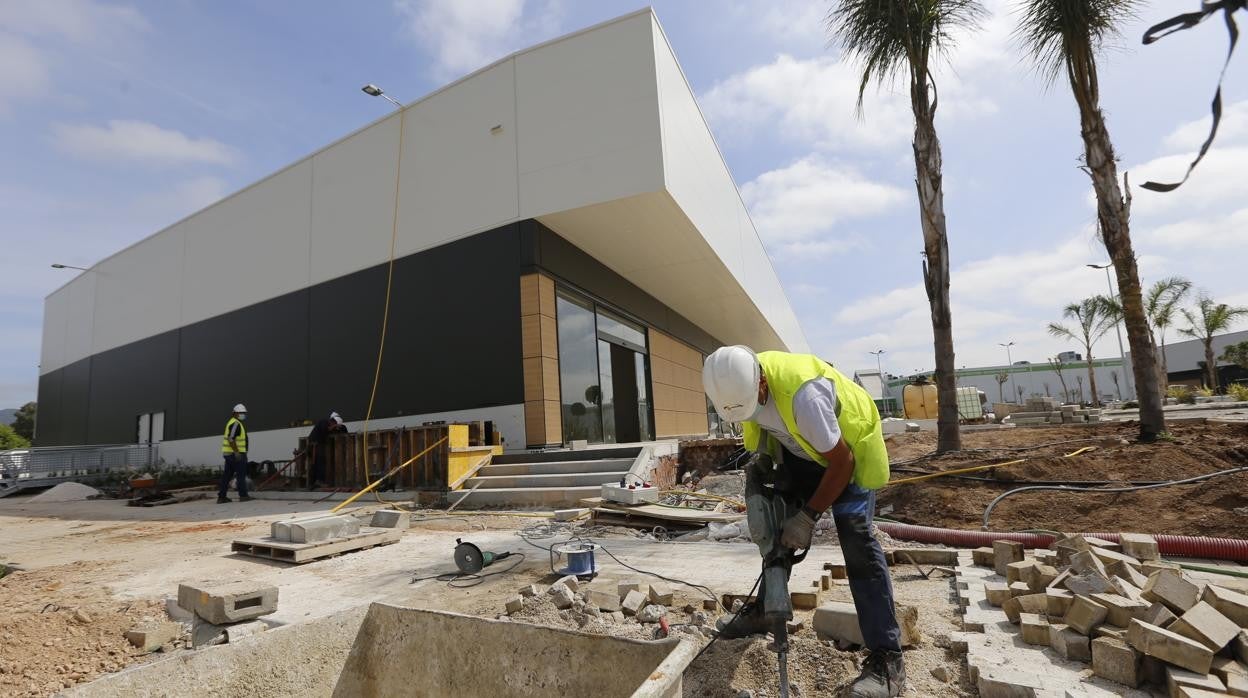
1 0 1246 409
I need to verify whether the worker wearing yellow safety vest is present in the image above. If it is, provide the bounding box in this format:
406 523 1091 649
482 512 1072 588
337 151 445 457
217 403 253 504
704 347 904 698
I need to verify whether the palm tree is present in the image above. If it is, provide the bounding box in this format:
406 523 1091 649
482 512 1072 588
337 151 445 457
1016 0 1166 441
1048 297 1117 406
826 0 984 453
1145 276 1192 387
1179 295 1248 391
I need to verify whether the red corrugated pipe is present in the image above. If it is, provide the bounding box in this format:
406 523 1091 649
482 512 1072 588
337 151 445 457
874 522 1248 562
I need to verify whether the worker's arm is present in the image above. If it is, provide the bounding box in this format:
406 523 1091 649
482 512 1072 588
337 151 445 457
803 439 855 515
228 423 240 455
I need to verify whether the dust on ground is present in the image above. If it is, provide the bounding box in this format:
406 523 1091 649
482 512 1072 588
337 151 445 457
0 561 170 697
880 422 1248 536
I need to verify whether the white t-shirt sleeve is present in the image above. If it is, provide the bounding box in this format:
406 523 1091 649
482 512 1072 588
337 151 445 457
792 378 842 454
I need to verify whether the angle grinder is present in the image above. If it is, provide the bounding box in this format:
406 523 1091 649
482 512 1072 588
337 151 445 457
453 538 513 574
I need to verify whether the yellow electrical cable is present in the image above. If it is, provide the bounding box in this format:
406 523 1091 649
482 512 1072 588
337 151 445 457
331 435 444 513
358 103 409 488
886 446 1097 486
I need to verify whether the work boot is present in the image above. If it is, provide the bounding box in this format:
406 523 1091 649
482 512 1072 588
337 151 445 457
239 496 253 502
715 602 772 639
848 649 906 697
217 496 232 504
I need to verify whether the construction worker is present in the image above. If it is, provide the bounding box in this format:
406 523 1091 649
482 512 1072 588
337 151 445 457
703 347 904 698
305 412 346 489
218 403 252 504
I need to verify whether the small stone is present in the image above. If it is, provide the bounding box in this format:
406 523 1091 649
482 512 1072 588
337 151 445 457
610 611 625 623
690 611 708 627
519 584 540 598
786 620 805 634
622 590 647 616
555 575 580 593
73 610 91 624
549 584 575 610
505 596 524 614
637 604 666 623
648 583 674 606
930 666 950 683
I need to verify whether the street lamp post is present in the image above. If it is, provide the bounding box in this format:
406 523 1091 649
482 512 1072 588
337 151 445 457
50 263 89 271
998 341 1016 403
1087 263 1133 399
870 349 888 415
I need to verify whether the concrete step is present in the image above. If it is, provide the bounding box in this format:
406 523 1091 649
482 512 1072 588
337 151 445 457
464 471 628 490
446 485 601 509
477 458 634 477
491 447 641 465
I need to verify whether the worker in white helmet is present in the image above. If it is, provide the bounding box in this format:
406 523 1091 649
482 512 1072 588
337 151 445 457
704 346 903 698
218 403 252 503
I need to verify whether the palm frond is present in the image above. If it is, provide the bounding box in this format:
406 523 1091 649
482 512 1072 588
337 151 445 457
1048 322 1076 340
1013 0 1144 85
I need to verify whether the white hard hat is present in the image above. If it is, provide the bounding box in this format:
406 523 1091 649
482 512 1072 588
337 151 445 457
703 346 762 423
332 416 344 426
233 403 247 413
329 411 340 420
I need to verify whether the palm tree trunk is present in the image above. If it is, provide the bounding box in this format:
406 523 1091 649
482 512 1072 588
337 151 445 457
1085 352 1100 407
912 84 960 453
1205 340 1217 389
1069 64 1165 439
1159 333 1169 390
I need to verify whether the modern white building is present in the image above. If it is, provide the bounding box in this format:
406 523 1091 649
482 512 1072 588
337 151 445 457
35 10 808 466
887 358 1134 406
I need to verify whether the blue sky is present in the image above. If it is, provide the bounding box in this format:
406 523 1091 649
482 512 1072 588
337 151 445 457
2 0 1246 408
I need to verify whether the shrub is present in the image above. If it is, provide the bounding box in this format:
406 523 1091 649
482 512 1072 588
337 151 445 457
1122 400 1139 409
1194 385 1216 397
1167 385 1196 404
1228 383 1248 402
0 424 29 450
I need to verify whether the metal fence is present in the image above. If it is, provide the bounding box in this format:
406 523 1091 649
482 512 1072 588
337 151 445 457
0 444 159 497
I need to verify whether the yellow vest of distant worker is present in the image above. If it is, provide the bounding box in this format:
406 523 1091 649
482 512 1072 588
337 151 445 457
742 352 890 490
222 417 248 454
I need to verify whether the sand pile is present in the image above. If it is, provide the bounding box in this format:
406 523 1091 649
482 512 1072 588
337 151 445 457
30 482 102 503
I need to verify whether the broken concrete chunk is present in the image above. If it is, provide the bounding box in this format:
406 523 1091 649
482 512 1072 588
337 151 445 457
1094 624 1128 642
1049 623 1092 661
1142 601 1178 628
1143 570 1202 614
1141 559 1183 576
1110 576 1146 603
224 620 267 642
1070 549 1109 577
1166 667 1226 697
617 580 648 600
190 617 227 649
1046 588 1074 617
178 581 278 625
1026 564 1059 592
984 581 1011 607
1092 636 1143 688
1064 570 1114 596
1085 537 1120 552
1091 593 1151 628
554 575 580 593
1118 532 1159 561
1064 595 1109 635
1008 581 1032 598
1003 593 1048 624
1202 584 1248 628
1018 613 1049 646
585 589 621 612
1107 559 1150 589
1127 619 1214 674
813 601 920 647
621 589 647 616
505 596 524 614
636 604 666 623
1006 559 1037 585
549 584 575 610
369 509 409 529
993 541 1025 577
125 622 182 653
971 547 995 568
519 584 540 598
647 583 673 606
1169 601 1241 652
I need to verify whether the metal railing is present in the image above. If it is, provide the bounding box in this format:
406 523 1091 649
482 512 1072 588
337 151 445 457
0 444 159 497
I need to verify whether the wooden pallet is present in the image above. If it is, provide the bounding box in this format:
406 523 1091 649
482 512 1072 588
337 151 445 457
231 528 402 564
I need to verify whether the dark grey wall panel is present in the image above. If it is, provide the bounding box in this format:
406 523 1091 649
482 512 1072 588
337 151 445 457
34 370 63 445
59 359 92 445
87 330 180 444
177 289 311 440
523 221 721 354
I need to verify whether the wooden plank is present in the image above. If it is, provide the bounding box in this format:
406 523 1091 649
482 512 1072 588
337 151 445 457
231 529 402 564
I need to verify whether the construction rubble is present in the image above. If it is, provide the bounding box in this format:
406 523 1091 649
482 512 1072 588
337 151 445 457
955 532 1248 696
1006 397 1103 426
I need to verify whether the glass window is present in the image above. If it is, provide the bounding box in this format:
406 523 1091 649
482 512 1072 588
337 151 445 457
635 352 652 441
596 308 647 353
556 292 603 443
598 341 616 443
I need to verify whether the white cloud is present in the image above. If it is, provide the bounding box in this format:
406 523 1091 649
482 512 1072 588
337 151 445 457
0 0 149 42
1143 207 1248 248
53 120 238 166
700 54 997 153
0 32 49 113
132 176 230 227
741 156 907 244
393 0 563 80
1162 100 1248 153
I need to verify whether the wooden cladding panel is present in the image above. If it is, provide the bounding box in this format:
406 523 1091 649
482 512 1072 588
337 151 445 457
649 328 708 438
522 273 560 447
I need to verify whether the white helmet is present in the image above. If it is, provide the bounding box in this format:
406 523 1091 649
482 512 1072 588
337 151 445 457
703 346 762 423
233 403 247 413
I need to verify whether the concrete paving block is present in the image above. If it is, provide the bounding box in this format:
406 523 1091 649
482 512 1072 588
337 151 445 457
1008 560 1038 584
1166 667 1226 697
1090 546 1143 571
1047 588 1075 617
1237 631 1248 665
505 596 524 614
985 581 1012 607
1092 636 1143 688
1202 585 1248 628
1127 619 1214 674
1111 577 1146 603
973 547 996 567
813 601 921 647
554 575 580 593
618 580 648 600
553 508 589 522
994 540 1025 576
519 584 540 598
1071 550 1109 577
1009 582 1033 598
1143 601 1178 628
164 597 193 623
1065 570 1114 596
1091 593 1151 628
1026 564 1059 592
178 581 278 624
977 667 1048 697
1143 570 1201 614
1055 535 1091 565
825 562 847 579
125 621 182 653
1094 625 1128 642
1118 533 1159 561
289 515 360 543
1019 613 1050 646
1003 593 1048 624
1107 559 1150 589
549 584 575 610
1065 595 1109 635
369 509 410 529
1226 672 1248 697
621 589 647 616
1085 537 1121 552
1169 601 1241 652
586 589 621 612
1141 655 1169 688
224 620 267 643
1175 688 1235 698
1049 623 1092 661
1211 656 1248 683
647 582 673 606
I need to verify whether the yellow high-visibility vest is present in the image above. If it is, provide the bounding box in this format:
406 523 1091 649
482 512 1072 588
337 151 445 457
742 351 889 490
222 417 248 454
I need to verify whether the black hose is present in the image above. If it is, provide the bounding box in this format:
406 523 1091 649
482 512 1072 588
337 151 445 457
982 466 1248 528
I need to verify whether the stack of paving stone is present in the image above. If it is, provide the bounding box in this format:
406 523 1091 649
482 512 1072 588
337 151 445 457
967 533 1248 696
502 575 719 638
1009 397 1103 426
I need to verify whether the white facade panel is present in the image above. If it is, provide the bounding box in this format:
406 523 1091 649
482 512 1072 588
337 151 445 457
180 160 313 326
91 227 184 355
515 12 664 218
395 60 520 258
62 273 97 371
40 286 69 373
309 113 403 285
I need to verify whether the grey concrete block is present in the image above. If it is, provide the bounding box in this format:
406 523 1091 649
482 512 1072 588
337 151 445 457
290 515 360 543
178 580 279 624
125 622 182 653
369 509 410 529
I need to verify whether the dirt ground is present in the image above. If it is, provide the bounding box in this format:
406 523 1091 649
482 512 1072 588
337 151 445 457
879 421 1248 536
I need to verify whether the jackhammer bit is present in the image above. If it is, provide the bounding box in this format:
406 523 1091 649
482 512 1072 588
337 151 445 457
763 546 803 698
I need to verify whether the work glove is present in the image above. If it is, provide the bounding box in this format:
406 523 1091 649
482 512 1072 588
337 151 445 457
779 509 817 551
